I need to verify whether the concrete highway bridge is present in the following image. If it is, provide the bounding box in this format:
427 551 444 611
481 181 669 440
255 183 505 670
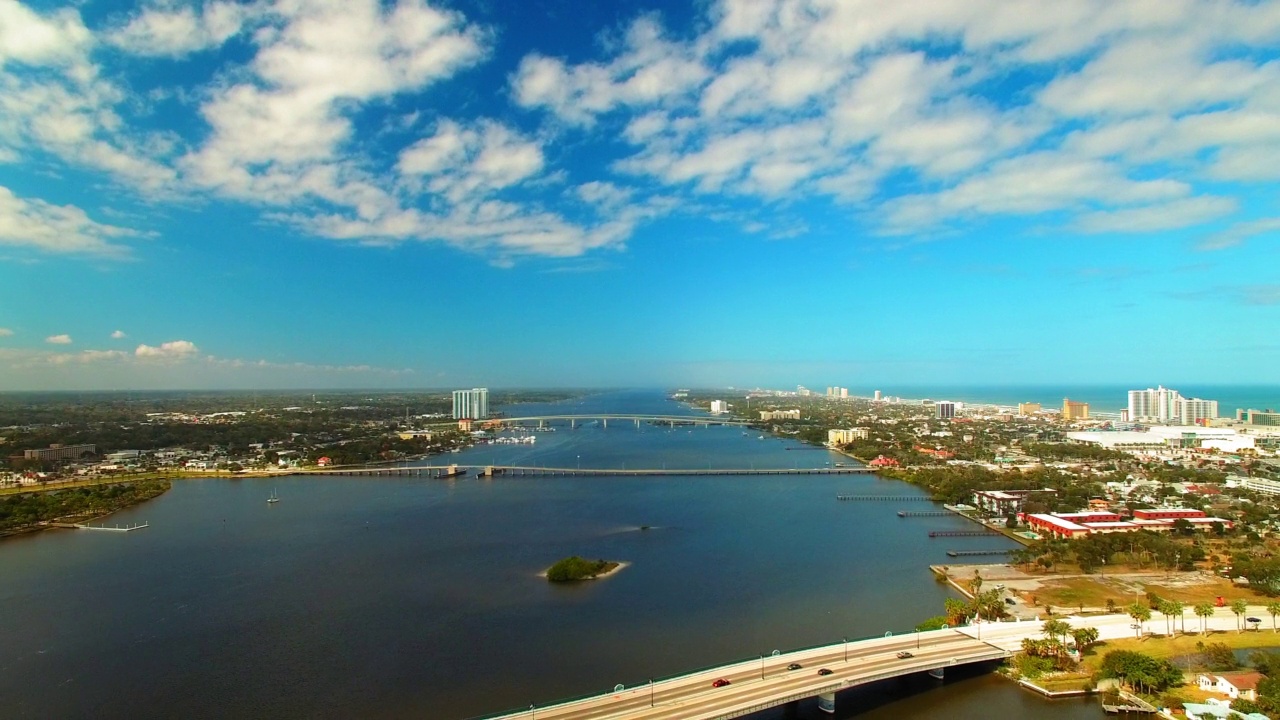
475 624 1028 720
474 610 1229 720
491 414 754 428
302 465 876 478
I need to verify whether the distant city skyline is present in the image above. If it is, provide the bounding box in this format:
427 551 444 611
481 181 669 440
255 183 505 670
2 0 1278 391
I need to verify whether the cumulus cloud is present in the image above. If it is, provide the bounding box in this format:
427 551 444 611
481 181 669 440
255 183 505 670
107 1 256 57
135 339 199 358
110 329 126 339
0 327 13 336
46 334 72 344
0 185 140 257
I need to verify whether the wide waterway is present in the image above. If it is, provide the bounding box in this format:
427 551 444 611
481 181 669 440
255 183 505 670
0 390 1103 719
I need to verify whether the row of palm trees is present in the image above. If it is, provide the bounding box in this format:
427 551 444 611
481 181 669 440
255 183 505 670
1123 598 1280 637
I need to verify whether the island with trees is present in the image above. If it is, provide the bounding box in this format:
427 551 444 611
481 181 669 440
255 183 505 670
544 556 624 582
0 479 171 536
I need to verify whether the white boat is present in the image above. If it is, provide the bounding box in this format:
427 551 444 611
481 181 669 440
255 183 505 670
267 489 280 504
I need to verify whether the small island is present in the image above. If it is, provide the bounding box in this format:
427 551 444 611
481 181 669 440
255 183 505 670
544 556 625 582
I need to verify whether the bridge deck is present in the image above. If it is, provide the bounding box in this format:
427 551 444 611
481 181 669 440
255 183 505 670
477 628 1019 720
301 465 874 477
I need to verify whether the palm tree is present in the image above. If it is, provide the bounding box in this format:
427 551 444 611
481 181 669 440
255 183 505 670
1071 626 1100 654
944 597 969 627
1168 600 1186 635
1157 599 1176 636
1043 618 1071 644
1231 599 1248 633
969 570 983 596
1127 603 1152 638
1195 602 1216 635
1267 601 1280 632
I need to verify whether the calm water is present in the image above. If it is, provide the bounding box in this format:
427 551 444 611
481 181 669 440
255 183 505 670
0 391 1103 719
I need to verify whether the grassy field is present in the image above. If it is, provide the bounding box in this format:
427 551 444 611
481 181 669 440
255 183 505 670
1079 629 1280 673
1030 574 1259 611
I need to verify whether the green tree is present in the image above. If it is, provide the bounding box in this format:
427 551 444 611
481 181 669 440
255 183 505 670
1167 600 1186 635
1268 601 1280 632
1231 598 1249 633
1043 618 1071 645
1128 603 1152 638
1195 602 1216 635
1071 626 1100 654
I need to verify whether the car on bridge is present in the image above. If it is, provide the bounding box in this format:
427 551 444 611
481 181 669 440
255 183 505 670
896 651 913 659
786 663 802 671
711 678 731 688
817 668 833 676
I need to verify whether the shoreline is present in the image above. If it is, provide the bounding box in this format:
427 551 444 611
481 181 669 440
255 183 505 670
539 560 631 581
0 479 171 540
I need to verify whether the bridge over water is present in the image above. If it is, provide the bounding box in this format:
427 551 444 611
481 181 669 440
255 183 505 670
302 465 877 478
473 623 1033 720
472 612 1183 720
491 414 754 428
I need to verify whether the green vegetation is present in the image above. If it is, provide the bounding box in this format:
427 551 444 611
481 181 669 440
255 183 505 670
545 556 619 582
1097 650 1184 694
0 480 170 534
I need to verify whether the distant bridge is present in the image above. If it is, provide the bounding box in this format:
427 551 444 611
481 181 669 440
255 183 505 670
301 465 876 478
490 414 754 428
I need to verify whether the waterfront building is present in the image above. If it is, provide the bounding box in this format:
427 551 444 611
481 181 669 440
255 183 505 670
1239 409 1280 427
759 409 801 421
710 400 728 414
935 401 956 419
873 390 882 402
452 388 489 420
1062 398 1089 420
22 444 97 462
840 387 848 399
827 428 868 445
1017 402 1041 416
971 489 1057 516
1026 508 1232 539
1128 386 1219 424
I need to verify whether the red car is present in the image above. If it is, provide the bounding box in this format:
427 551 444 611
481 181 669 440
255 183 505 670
712 678 731 688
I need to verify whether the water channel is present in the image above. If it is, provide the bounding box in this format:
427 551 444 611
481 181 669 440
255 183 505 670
0 390 1105 718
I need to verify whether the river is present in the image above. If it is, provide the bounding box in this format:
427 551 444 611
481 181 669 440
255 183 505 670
0 390 1105 719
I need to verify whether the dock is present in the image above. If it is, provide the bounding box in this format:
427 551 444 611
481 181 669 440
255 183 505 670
898 510 952 517
76 522 149 533
928 530 1001 537
836 495 934 501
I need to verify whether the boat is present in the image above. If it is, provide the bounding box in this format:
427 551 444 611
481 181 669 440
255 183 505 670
267 489 280 504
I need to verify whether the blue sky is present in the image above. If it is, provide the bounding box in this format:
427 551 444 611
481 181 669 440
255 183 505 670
1 0 1278 390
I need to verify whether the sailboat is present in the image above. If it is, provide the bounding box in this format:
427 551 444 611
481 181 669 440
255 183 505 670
267 489 280 504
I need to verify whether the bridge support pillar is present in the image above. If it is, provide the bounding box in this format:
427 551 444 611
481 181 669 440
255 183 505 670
928 667 945 680
603 418 607 429
538 420 544 430
571 419 576 429
817 693 835 714
635 418 640 428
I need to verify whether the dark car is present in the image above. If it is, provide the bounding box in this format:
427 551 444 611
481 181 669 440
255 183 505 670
712 678 731 688
786 663 802 671
896 651 913 659
817 668 834 676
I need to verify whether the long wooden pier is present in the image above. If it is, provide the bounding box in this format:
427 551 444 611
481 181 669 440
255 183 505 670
946 549 1015 557
836 495 933 501
897 510 953 517
928 530 1001 537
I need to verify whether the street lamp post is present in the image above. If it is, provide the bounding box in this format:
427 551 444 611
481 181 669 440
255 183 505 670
649 678 654 707
529 704 535 719
760 654 764 679
843 636 848 662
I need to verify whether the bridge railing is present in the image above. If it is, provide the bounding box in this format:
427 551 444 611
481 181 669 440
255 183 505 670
463 628 958 720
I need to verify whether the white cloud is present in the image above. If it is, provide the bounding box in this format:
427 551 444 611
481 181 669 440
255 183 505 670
110 329 126 339
0 0 92 69
108 1 256 57
0 185 139 257
0 327 12 337
46 334 72 344
1198 217 1280 251
135 339 199 358
1075 196 1238 234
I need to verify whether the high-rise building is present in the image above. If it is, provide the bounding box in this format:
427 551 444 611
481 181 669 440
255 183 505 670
1018 402 1041 416
1062 399 1089 420
452 388 489 419
935 401 956 419
1128 386 1218 424
710 400 728 414
873 390 882 402
840 388 849 399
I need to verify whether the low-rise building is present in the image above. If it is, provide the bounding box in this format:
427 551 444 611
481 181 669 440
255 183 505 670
827 428 868 445
23 444 97 462
759 409 801 421
1198 671 1266 701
